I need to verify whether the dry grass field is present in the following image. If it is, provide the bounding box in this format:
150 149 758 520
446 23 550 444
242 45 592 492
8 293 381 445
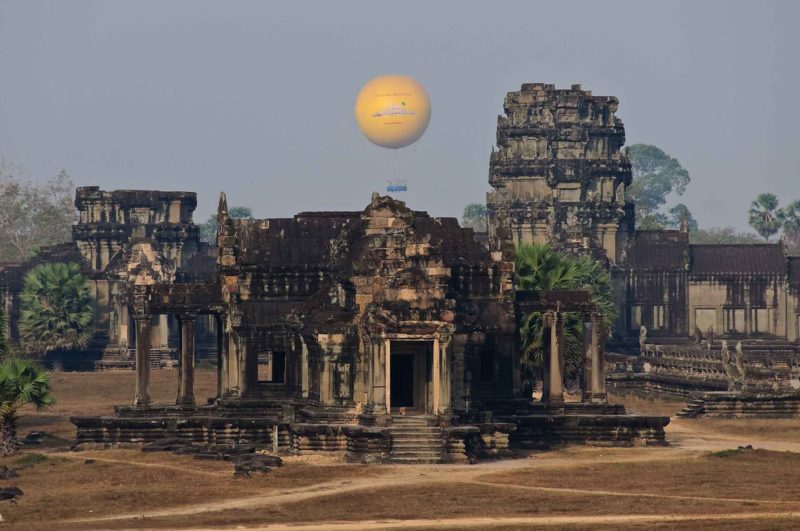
2 370 800 529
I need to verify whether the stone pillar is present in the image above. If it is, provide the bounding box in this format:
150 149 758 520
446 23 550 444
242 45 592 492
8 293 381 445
439 338 451 415
216 315 228 398
541 315 552 401
590 315 606 402
133 316 151 408
546 313 564 405
582 318 593 399
176 314 196 406
225 330 237 392
300 338 309 398
237 332 251 398
384 338 391 414
159 314 169 348
432 338 441 415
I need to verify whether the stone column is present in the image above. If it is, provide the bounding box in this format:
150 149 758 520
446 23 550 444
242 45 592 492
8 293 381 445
439 337 451 415
159 314 169 348
590 314 606 402
541 314 552 401
384 338 391 414
300 338 310 398
237 332 251 398
133 315 151 408
582 318 593 399
216 315 228 398
432 338 441 415
546 312 564 405
176 314 196 406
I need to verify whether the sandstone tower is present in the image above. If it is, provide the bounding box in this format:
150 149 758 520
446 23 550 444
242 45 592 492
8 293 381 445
487 83 634 264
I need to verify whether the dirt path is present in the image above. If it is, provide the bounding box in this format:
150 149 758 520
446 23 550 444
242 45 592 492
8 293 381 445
211 512 800 530
667 419 800 453
60 422 800 527
465 480 800 505
64 450 689 524
65 447 793 525
51 452 229 478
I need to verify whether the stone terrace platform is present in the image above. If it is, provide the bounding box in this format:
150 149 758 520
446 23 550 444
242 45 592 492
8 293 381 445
677 391 800 419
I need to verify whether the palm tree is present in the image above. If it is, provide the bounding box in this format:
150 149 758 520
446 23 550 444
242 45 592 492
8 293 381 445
515 244 616 393
18 262 94 355
780 200 800 246
0 358 54 454
748 193 782 242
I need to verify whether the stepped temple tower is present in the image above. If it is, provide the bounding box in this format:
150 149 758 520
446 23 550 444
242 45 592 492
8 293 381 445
487 83 634 265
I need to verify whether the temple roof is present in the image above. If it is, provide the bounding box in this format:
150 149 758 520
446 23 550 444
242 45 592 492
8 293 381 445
231 196 490 269
623 230 689 271
624 230 791 276
235 214 359 267
689 244 786 275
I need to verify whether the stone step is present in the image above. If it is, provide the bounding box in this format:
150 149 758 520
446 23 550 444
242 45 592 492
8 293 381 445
391 440 443 447
391 417 436 424
389 456 442 464
391 451 442 459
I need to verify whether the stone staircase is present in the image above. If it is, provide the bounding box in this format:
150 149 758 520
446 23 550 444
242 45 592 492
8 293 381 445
388 416 443 464
676 397 706 418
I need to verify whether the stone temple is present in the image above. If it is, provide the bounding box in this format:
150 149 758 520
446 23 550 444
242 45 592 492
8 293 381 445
1 82 799 460
485 83 800 417
1 187 218 370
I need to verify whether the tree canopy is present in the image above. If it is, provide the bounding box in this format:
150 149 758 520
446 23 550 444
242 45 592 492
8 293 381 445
461 203 488 233
748 193 782 242
689 226 764 245
18 262 95 355
626 144 692 230
780 200 800 247
199 206 253 242
515 244 616 393
0 359 54 454
0 163 77 261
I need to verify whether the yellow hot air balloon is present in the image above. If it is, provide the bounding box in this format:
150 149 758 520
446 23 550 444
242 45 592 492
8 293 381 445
354 75 431 149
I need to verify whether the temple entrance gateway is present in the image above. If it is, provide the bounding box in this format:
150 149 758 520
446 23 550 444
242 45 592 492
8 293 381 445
389 340 432 414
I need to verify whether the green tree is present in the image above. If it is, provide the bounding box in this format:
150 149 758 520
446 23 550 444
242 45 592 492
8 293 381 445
199 206 253 242
0 163 76 261
666 203 698 231
18 263 94 355
0 359 54 454
462 203 488 232
689 227 763 245
515 244 616 393
780 199 800 246
748 193 782 242
626 144 691 230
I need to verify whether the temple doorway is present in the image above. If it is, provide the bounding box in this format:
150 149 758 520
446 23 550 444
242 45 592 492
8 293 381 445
390 340 432 414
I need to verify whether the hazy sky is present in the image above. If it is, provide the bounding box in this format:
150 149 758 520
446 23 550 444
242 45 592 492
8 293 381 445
1 1 798 229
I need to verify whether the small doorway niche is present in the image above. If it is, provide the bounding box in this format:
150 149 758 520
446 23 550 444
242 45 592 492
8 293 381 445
258 351 286 383
390 340 432 414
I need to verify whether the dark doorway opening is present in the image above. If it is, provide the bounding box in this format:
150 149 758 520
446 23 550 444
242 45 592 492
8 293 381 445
391 354 414 407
